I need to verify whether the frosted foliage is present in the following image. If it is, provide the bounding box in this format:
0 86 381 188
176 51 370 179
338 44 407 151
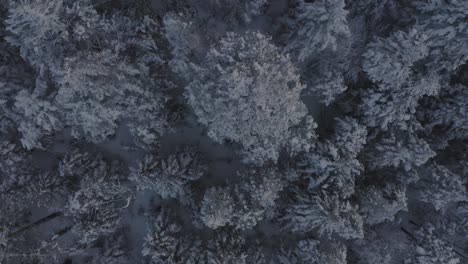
68 185 130 244
359 89 407 130
352 230 397 264
208 233 249 264
218 168 289 230
208 0 267 22
143 209 185 264
359 184 407 225
6 3 168 147
0 141 66 209
5 0 68 70
131 148 206 201
358 85 436 130
55 50 166 144
313 241 347 264
416 0 468 72
0 194 28 263
0 43 35 135
286 0 350 62
163 14 199 79
61 152 132 244
200 187 235 229
1 164 65 210
360 81 439 132
405 227 460 264
360 30 441 130
288 115 318 155
332 117 367 158
277 239 347 264
143 209 264 264
423 84 468 146
310 72 347 105
90 235 129 264
365 131 435 171
349 0 404 29
244 170 283 210
363 29 429 88
187 31 310 165
284 0 351 104
283 192 363 239
1 0 468 262
0 139 31 178
295 117 365 197
414 164 467 210
231 198 265 230
14 90 62 149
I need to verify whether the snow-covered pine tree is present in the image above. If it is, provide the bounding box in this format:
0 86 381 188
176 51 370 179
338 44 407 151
131 147 206 203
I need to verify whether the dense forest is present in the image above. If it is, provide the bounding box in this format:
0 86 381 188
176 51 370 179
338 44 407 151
0 0 467 263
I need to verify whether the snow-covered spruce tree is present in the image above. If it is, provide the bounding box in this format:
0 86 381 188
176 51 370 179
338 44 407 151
1 5 62 148
86 232 130 264
276 238 347 264
163 13 201 80
350 225 412 264
285 0 350 104
13 90 62 149
142 207 204 264
0 139 68 263
186 31 313 165
5 0 69 81
234 167 286 224
231 167 288 230
344 0 418 83
363 29 429 89
143 207 265 263
279 118 366 241
281 190 364 239
404 226 461 264
0 38 36 134
130 147 206 203
360 29 439 131
413 0 468 80
411 163 466 211
355 163 419 226
294 117 366 198
419 84 468 149
0 139 33 185
360 30 438 174
199 187 235 229
363 127 435 172
347 0 414 35
360 29 440 130
59 151 133 244
286 0 350 61
405 201 468 259
0 142 80 263
284 0 351 104
358 182 408 225
0 139 68 209
198 166 290 230
206 230 268 264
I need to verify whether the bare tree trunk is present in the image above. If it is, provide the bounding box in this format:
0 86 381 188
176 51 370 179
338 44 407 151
9 212 63 237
